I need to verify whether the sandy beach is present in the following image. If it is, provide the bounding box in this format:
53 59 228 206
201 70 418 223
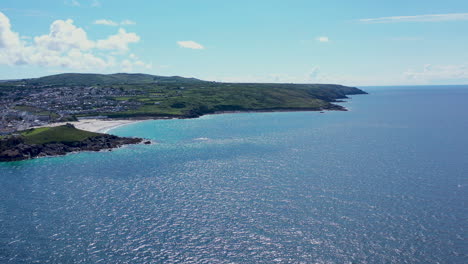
38 119 143 133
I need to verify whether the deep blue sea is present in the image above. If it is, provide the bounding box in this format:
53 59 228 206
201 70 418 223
1 86 467 263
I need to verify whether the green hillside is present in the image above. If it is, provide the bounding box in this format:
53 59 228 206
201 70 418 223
20 125 101 145
14 73 203 86
102 82 367 118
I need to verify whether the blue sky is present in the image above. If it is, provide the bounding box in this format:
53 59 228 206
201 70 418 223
0 0 467 86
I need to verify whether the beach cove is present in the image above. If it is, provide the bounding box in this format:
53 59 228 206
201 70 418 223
35 118 144 133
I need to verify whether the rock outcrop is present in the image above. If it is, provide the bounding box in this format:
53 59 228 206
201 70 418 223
0 134 143 162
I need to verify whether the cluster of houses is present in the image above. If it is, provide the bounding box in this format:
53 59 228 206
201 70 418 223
0 85 144 134
0 108 51 134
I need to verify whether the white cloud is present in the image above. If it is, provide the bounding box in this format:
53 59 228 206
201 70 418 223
91 0 101 7
316 36 329 42
94 19 136 26
0 11 32 65
65 0 81 7
31 48 110 69
96 28 140 51
206 67 400 86
177 40 204 50
121 59 152 72
389 36 423 41
121 19 136 25
359 13 468 23
404 64 468 82
94 19 118 26
0 11 148 71
0 8 49 17
207 64 468 87
35 19 94 52
66 0 100 7
308 67 320 79
0 11 21 49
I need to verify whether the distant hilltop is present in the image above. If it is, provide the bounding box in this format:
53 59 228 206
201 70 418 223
6 73 204 86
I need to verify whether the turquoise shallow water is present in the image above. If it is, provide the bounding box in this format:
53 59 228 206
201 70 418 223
1 86 467 263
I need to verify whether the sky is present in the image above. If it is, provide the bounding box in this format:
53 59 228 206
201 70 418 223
0 0 467 86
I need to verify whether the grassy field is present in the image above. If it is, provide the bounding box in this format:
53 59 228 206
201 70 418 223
102 82 364 118
20 125 101 145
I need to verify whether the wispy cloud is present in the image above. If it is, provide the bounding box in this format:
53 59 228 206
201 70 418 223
316 36 329 42
94 19 118 26
359 13 468 23
94 19 136 26
389 36 423 41
66 0 81 7
66 0 101 8
177 40 204 50
208 64 468 86
0 8 49 17
91 0 101 7
121 19 136 25
404 64 468 82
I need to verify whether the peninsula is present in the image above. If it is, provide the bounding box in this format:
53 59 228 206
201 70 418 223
0 124 145 162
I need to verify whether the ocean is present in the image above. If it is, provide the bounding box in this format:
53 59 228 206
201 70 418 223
1 86 467 263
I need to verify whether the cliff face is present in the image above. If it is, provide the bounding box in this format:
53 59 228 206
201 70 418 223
0 134 143 162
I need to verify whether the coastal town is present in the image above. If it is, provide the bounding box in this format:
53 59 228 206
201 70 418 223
0 84 144 134
0 73 367 135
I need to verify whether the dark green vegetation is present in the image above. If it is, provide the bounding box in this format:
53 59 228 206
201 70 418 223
0 124 144 162
1 73 366 119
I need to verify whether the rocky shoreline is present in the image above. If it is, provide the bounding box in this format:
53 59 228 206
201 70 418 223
0 132 148 162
